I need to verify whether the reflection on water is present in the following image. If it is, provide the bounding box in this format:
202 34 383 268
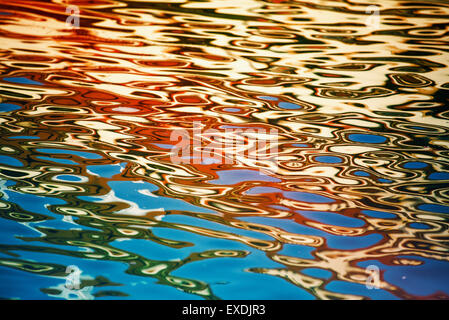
0 0 448 300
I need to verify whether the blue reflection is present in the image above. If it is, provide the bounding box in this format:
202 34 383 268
348 133 387 144
408 222 431 230
428 172 449 180
278 102 302 109
36 156 79 165
0 155 23 167
362 210 397 219
354 171 370 177
223 108 241 112
298 210 365 227
327 233 383 250
3 77 43 86
301 268 333 279
279 244 315 259
358 257 449 297
417 203 449 214
87 163 125 178
257 96 278 101
0 102 21 112
7 135 39 140
314 155 343 163
171 250 315 300
403 161 427 169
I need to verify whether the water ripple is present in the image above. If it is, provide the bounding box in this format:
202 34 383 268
0 0 448 300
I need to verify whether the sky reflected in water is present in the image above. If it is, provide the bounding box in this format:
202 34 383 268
0 0 448 300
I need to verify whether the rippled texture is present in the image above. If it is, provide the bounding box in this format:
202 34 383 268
0 0 448 300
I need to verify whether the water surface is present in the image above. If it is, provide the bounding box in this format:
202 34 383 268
0 0 448 300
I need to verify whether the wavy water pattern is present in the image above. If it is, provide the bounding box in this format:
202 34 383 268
0 0 448 300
